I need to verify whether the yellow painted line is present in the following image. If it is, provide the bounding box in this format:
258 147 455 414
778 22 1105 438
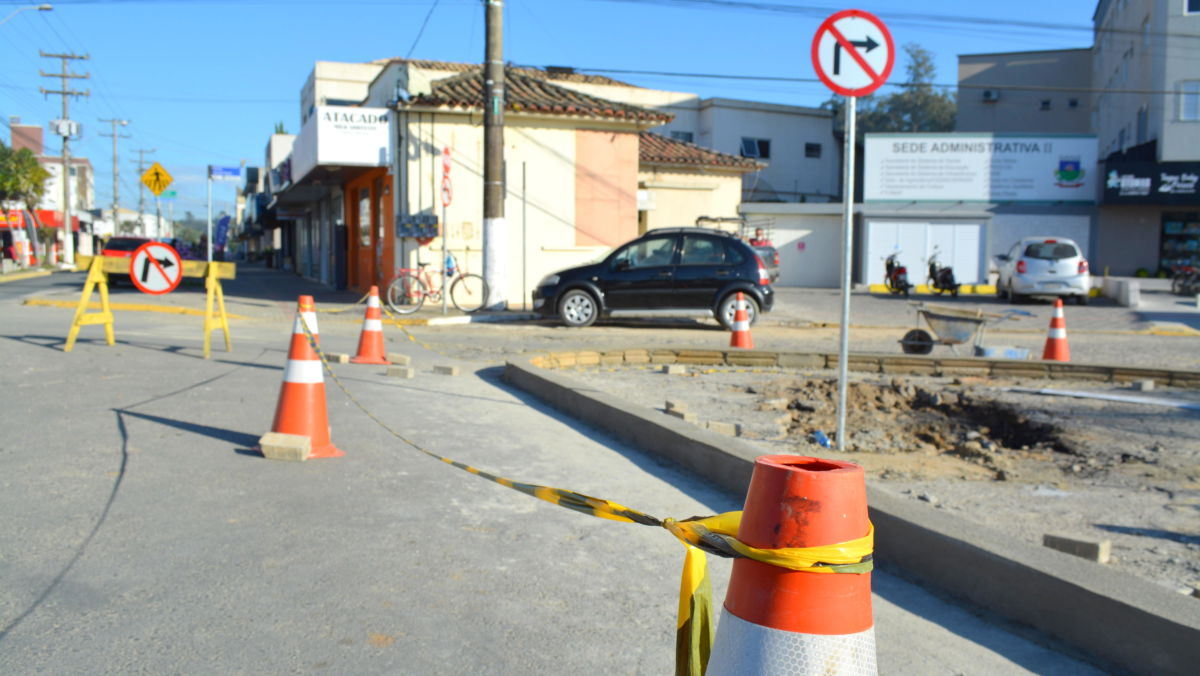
385 317 431 326
23 297 249 319
866 283 997 295
0 269 53 284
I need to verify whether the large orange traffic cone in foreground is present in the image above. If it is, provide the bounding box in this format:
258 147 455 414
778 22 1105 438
350 285 390 365
729 292 754 349
1042 298 1070 362
266 295 343 459
707 456 875 675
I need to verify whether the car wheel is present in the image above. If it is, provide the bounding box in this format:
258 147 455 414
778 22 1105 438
558 289 598 328
1008 282 1026 304
1075 293 1089 306
717 292 759 331
996 278 1007 299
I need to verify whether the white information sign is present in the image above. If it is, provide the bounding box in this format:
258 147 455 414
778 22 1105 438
865 133 1098 203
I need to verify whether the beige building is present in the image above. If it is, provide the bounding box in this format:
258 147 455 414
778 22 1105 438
636 131 763 234
957 49 1092 134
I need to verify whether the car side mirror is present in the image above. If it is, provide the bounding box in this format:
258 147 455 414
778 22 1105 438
613 260 631 272
996 254 1010 262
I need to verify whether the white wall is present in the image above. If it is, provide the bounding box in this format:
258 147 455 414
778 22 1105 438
739 203 846 287
987 213 1092 266
701 99 839 202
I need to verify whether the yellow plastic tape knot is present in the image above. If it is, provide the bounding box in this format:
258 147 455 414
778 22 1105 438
665 512 874 574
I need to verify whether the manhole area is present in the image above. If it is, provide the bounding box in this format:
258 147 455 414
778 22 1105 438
761 378 1074 466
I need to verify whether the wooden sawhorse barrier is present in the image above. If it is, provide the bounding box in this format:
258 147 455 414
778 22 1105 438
66 255 237 358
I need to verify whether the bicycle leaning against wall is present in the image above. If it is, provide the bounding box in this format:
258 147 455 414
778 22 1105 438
385 249 489 314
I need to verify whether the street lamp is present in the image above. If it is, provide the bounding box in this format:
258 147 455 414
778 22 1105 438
0 4 52 28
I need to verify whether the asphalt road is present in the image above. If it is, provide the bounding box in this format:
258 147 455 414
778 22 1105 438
0 270 1131 674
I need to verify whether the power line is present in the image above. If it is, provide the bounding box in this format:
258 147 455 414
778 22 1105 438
405 0 441 59
547 64 1193 98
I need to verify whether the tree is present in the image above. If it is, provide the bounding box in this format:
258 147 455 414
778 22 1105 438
0 141 52 262
274 121 288 134
823 43 957 137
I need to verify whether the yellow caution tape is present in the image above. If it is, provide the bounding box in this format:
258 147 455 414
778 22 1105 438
294 314 873 674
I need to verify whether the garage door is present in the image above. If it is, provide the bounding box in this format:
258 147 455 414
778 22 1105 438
865 221 985 285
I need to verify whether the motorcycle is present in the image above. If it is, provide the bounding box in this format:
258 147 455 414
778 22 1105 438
926 248 960 296
884 251 912 297
1171 265 1200 296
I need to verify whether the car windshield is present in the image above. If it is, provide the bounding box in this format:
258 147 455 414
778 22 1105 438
1023 242 1078 260
104 239 147 252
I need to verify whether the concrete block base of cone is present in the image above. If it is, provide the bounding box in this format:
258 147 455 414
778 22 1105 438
258 432 311 462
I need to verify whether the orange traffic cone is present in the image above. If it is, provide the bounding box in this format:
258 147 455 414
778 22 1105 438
266 295 343 459
350 285 390 365
1042 298 1070 362
707 455 876 675
729 292 754 349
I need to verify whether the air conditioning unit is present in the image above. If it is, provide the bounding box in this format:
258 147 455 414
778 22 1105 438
981 89 1000 103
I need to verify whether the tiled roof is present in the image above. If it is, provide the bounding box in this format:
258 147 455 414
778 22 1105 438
405 68 671 123
639 132 764 171
374 58 634 86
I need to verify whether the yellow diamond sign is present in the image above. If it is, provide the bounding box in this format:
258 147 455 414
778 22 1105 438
141 162 173 196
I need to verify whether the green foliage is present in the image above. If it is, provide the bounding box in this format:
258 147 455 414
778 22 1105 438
0 141 51 210
1134 268 1150 277
273 121 288 134
823 43 957 138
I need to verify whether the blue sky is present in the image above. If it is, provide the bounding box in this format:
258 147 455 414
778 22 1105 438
1 0 1099 222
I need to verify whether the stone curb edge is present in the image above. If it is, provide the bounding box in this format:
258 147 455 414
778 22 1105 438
502 353 1200 676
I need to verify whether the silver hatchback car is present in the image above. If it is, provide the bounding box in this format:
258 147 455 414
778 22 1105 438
995 236 1091 304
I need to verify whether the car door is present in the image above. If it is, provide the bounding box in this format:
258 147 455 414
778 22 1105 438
673 234 737 307
601 234 679 309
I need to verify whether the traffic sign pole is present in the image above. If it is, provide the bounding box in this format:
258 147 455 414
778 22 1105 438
206 168 213 264
836 94 856 453
441 147 451 316
810 8 892 451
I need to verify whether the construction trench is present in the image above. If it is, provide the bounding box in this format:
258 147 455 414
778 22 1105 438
504 349 1200 674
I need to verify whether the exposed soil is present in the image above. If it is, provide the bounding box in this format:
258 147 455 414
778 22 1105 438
563 365 1200 596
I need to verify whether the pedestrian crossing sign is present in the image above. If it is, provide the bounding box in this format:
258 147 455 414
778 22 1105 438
141 162 174 196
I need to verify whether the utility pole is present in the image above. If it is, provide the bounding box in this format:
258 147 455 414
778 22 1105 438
482 0 506 309
39 50 89 266
131 148 155 236
99 118 130 236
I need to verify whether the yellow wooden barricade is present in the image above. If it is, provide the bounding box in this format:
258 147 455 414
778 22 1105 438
67 255 236 358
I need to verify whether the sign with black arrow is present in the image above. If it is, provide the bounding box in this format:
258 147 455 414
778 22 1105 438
129 242 183 295
811 9 894 97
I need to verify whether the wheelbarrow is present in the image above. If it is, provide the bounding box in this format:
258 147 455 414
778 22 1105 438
900 302 1032 355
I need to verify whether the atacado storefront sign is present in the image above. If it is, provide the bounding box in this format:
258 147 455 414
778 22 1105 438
864 133 1098 203
1103 161 1200 205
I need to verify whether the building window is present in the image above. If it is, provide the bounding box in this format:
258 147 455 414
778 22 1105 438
1141 16 1150 48
670 130 694 143
1189 0 1200 13
1182 81 1200 120
1040 99 1052 111
1068 98 1079 109
804 143 821 158
740 137 770 159
1136 106 1148 144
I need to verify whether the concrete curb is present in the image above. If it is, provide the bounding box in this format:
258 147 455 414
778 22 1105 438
503 353 1200 676
0 269 53 284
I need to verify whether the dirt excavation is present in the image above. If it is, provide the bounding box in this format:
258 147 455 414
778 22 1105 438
566 366 1200 596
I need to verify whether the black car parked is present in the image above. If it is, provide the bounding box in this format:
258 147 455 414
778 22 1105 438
532 227 774 329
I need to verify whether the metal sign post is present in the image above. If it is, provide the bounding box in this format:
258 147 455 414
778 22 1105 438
441 146 452 315
812 9 894 450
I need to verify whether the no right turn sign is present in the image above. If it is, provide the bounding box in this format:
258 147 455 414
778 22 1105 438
811 9 895 97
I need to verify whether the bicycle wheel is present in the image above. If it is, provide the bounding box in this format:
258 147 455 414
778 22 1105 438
450 273 489 313
386 273 428 314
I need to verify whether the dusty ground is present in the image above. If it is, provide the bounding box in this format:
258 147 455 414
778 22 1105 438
562 364 1200 596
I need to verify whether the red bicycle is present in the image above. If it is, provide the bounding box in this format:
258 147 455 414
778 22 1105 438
385 250 489 314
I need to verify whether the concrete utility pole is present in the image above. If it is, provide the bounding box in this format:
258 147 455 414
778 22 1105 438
39 50 89 267
482 0 506 309
131 148 154 236
99 118 130 235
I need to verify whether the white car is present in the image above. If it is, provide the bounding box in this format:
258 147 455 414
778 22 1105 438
995 236 1091 305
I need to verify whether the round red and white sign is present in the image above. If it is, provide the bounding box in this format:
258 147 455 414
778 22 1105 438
811 9 894 97
441 176 452 208
441 146 451 177
129 242 183 295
